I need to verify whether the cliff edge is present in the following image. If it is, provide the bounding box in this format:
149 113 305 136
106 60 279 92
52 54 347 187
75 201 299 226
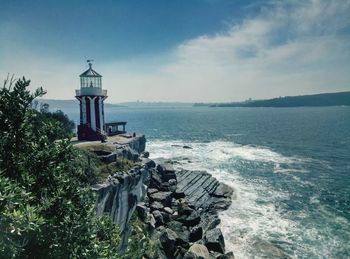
76 134 234 258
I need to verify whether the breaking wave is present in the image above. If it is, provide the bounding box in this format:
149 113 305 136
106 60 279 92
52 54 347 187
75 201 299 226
147 140 350 259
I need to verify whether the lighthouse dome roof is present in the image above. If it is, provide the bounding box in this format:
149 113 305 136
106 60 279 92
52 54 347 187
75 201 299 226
80 62 102 77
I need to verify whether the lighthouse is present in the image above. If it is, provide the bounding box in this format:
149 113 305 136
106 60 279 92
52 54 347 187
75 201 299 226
76 61 107 141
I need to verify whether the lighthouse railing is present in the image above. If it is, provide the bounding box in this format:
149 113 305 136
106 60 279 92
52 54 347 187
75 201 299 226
76 89 107 96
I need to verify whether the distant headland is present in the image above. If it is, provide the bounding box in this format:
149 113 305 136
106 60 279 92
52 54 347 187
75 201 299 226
194 91 350 108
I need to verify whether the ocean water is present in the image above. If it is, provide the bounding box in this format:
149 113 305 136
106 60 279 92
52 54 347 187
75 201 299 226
68 106 350 258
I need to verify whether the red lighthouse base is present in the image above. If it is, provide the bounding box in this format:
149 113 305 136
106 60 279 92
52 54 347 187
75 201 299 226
77 124 106 141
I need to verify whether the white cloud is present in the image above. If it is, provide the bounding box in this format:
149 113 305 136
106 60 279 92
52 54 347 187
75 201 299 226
152 0 350 101
1 0 350 102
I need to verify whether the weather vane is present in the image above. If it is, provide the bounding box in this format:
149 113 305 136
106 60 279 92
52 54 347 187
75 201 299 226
87 59 94 68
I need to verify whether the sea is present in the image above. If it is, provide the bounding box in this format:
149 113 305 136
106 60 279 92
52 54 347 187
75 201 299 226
65 105 350 258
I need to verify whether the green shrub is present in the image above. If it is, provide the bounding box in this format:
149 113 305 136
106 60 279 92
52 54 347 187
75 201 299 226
0 77 124 258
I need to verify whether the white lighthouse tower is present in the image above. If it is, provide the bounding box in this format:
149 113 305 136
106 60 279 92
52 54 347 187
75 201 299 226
75 60 107 141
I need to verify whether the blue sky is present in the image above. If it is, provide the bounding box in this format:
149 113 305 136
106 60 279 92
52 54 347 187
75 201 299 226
1 0 350 102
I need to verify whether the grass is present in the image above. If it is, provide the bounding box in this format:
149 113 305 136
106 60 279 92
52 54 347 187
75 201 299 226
97 158 138 181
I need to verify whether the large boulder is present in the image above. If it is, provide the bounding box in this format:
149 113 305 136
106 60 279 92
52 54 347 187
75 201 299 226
135 203 149 220
178 199 194 216
166 221 190 246
175 170 233 212
150 171 163 189
158 163 177 182
189 225 203 242
147 188 159 195
212 183 233 198
150 201 164 211
178 211 201 227
149 191 173 207
160 228 178 258
141 158 156 169
164 207 174 214
141 151 150 158
184 244 210 259
204 228 225 254
174 190 186 199
118 146 139 161
160 182 171 191
200 215 221 233
152 210 164 227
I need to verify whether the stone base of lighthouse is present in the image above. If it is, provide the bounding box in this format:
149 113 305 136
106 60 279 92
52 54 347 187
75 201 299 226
77 124 106 141
76 95 106 141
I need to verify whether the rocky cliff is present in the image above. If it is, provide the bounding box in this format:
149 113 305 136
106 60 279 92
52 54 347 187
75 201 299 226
90 134 148 249
92 166 149 249
141 160 234 258
89 135 234 258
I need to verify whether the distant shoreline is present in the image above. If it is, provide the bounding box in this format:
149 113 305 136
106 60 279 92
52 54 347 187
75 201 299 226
194 91 350 108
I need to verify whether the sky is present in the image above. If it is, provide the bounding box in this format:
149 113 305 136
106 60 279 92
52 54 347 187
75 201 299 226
1 0 350 102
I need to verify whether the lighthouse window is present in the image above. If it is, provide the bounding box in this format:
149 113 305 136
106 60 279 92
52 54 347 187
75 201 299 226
97 78 100 88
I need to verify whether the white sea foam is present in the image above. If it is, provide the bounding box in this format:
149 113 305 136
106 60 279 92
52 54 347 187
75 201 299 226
147 141 296 257
147 140 349 258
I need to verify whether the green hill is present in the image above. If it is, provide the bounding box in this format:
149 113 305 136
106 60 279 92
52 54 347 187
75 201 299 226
195 91 350 108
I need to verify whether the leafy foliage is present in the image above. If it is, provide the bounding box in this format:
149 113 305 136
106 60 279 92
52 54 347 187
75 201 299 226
123 214 155 259
38 104 75 139
0 77 123 258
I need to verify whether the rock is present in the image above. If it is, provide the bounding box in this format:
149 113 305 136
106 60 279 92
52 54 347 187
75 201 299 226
212 183 233 198
152 210 164 227
121 134 146 154
151 201 164 211
184 244 210 259
94 165 149 248
178 199 194 216
201 215 221 233
189 225 203 242
149 191 173 207
150 171 162 189
176 170 233 212
175 247 188 259
178 211 201 227
160 182 171 191
174 190 186 199
142 158 156 168
148 213 156 230
164 207 174 214
118 146 139 161
161 211 171 223
160 228 178 257
169 178 177 185
209 251 223 259
169 178 177 192
172 198 180 208
141 151 150 158
183 145 193 149
144 194 150 205
176 229 190 246
159 163 177 182
148 188 159 195
166 220 184 233
156 163 165 173
166 221 190 245
136 203 149 220
204 228 225 254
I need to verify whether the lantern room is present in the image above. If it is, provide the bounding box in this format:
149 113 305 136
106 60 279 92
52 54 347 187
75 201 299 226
80 62 102 88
